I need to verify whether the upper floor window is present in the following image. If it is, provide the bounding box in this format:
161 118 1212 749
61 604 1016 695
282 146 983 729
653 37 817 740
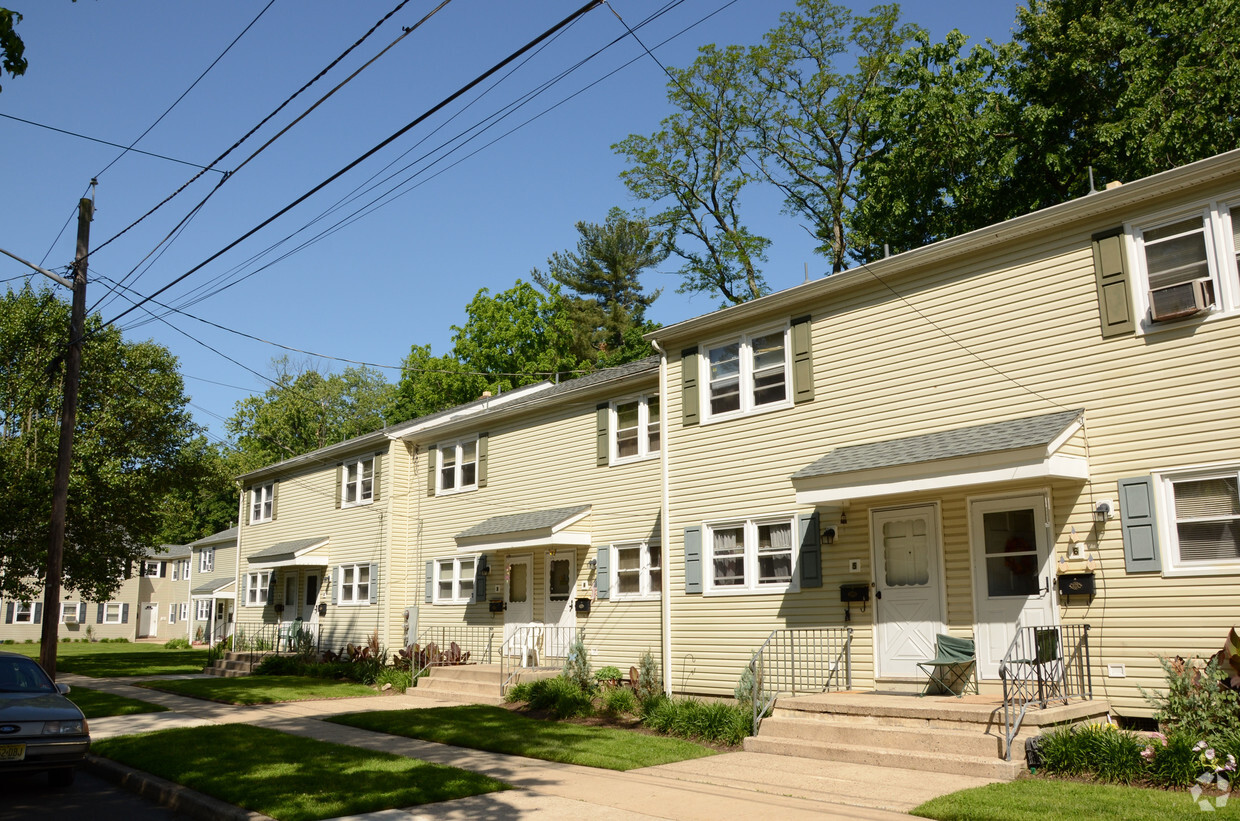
703 327 790 422
199 548 215 574
705 516 797 594
251 483 274 524
1130 201 1240 329
1159 469 1240 574
342 457 374 507
142 561 163 577
612 541 661 601
438 439 478 494
612 396 660 463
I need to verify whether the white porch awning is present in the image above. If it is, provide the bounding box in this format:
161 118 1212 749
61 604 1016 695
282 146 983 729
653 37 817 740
792 409 1089 506
455 505 591 553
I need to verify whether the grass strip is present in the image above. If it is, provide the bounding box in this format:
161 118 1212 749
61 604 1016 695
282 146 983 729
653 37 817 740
136 675 377 704
912 777 1240 821
93 724 508 821
329 704 717 771
66 686 168 718
6 642 208 677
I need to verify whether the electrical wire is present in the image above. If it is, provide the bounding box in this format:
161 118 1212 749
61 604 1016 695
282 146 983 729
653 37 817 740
0 113 225 173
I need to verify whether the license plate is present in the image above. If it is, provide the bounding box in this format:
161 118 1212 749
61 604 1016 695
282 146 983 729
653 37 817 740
0 743 25 762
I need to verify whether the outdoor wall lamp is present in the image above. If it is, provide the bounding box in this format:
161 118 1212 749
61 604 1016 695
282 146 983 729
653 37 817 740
1094 500 1115 523
586 558 598 570
822 526 838 545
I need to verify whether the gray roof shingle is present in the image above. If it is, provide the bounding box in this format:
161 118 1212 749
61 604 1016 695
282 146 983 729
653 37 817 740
247 537 329 564
792 409 1084 480
191 577 235 595
456 505 591 541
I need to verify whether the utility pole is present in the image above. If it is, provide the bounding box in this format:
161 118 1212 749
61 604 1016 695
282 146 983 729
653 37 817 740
38 196 93 680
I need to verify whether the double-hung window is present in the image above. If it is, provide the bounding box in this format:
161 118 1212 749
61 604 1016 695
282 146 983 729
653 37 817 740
612 542 661 600
199 548 214 574
168 603 177 624
438 439 477 494
142 561 162 577
11 602 33 623
102 603 123 624
1130 201 1240 329
342 457 374 506
433 556 477 604
179 603 188 622
251 483 274 523
245 571 270 606
703 327 790 421
196 600 212 620
1159 469 1240 573
612 396 660 463
60 602 80 624
338 564 371 605
705 516 797 593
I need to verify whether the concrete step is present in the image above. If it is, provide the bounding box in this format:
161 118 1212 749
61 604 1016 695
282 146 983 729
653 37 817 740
202 666 251 678
420 665 505 684
416 677 504 699
743 735 1024 781
756 715 1005 759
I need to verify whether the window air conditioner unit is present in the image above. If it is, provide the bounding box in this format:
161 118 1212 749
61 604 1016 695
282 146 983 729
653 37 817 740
1149 278 1213 322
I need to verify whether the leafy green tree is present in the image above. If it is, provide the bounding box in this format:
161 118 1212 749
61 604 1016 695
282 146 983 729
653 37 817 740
532 207 666 364
225 357 394 473
0 8 27 93
155 437 238 545
386 344 483 424
0 284 206 601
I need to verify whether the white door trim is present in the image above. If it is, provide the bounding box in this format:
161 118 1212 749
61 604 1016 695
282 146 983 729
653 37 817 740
870 503 946 679
503 554 535 653
544 549 577 657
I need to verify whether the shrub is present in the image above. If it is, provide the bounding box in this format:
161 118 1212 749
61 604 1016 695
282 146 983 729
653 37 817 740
1148 729 1204 788
562 634 593 693
600 686 639 717
1143 656 1240 739
164 638 191 650
1038 726 1092 776
734 660 756 707
374 667 412 692
640 696 750 746
1088 725 1147 784
254 656 305 676
505 681 533 704
525 676 595 719
635 649 662 706
594 666 623 687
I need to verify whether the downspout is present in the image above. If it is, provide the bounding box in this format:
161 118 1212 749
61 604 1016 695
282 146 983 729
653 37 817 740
233 483 244 649
651 338 673 697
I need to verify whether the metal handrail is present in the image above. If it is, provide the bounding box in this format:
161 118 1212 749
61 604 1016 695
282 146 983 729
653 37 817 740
499 625 581 695
749 627 853 735
999 623 1092 760
409 626 496 682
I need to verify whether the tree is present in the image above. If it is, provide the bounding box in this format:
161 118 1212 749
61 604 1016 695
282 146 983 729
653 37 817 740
225 357 394 474
0 8 27 93
155 437 238 545
386 344 482 424
531 207 667 364
0 284 206 602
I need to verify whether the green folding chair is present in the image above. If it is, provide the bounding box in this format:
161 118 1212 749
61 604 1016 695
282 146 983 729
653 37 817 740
917 634 977 697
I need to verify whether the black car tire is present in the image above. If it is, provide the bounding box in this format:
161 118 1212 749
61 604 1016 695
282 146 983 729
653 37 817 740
48 767 76 788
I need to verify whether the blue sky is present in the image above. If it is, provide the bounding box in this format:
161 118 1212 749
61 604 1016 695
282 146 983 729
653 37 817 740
1 0 1024 442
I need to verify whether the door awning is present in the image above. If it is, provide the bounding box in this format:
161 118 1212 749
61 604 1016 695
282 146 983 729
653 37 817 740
455 505 591 553
792 409 1088 506
191 577 236 597
247 537 330 568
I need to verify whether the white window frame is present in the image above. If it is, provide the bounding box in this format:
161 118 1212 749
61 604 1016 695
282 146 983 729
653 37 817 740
610 395 660 464
59 602 79 624
1155 464 1240 577
337 564 372 606
182 560 191 579
1129 200 1240 333
251 483 274 524
341 457 375 507
199 548 215 574
142 560 162 578
610 541 662 601
196 600 212 620
244 571 270 607
12 602 33 624
179 602 189 622
703 515 799 595
102 602 123 624
432 556 478 605
436 438 478 495
168 602 177 624
700 324 792 423
170 562 179 581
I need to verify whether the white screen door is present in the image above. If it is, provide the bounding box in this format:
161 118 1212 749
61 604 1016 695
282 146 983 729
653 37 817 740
873 506 944 678
504 555 534 651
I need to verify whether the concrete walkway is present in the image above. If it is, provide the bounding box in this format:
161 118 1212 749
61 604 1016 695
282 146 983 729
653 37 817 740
67 673 999 820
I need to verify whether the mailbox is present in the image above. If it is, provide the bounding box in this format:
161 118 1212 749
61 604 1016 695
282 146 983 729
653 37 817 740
488 599 505 613
840 583 870 603
1057 572 1096 602
574 597 592 614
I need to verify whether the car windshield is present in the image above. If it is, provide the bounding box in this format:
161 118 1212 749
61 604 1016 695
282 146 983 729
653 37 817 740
0 657 56 694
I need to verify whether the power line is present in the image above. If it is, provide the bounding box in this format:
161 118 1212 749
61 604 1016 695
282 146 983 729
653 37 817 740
102 1 606 330
0 113 226 173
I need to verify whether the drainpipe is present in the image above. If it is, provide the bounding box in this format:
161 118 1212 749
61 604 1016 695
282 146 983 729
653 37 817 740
651 338 673 697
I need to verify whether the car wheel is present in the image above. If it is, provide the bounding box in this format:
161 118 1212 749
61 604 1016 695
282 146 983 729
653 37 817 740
48 767 76 788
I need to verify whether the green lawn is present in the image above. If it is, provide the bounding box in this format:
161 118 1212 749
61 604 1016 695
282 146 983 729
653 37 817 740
136 675 378 704
66 686 168 718
92 724 509 821
913 777 1240 820
5 642 208 677
329 704 718 770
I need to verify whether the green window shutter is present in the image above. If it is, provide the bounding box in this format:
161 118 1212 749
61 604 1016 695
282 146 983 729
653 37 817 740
798 512 822 588
427 447 437 496
78 603 87 623
681 347 700 426
3 602 11 624
32 603 42 624
596 547 611 600
97 603 104 624
330 567 339 605
477 434 489 488
1119 476 1162 572
596 404 610 466
243 487 251 525
268 571 278 604
425 561 434 604
791 315 815 404
271 482 279 521
121 603 130 624
471 556 487 604
335 464 344 509
369 563 379 604
372 453 383 501
1092 228 1136 338
684 526 703 594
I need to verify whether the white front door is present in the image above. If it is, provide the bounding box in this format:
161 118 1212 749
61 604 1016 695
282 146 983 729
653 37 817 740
970 493 1057 679
139 603 159 637
503 555 534 652
873 506 944 678
544 551 576 657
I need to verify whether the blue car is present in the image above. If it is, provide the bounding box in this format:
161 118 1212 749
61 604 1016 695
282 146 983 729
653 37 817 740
0 651 90 787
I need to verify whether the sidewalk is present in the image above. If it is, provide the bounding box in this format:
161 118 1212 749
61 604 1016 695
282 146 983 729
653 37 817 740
68 673 998 820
